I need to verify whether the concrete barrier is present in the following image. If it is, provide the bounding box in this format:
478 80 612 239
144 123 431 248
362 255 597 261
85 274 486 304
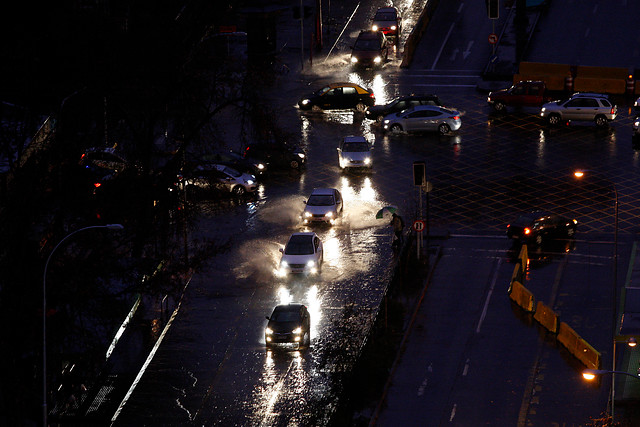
573 65 628 94
533 301 558 334
509 280 535 312
557 322 601 370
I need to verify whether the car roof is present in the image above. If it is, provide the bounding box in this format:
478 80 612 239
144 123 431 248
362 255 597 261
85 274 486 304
289 231 316 238
571 92 609 99
375 6 397 15
343 136 367 143
310 188 337 195
326 82 371 94
405 105 448 112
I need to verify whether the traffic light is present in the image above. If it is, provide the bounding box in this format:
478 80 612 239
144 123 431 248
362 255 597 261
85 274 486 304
413 161 426 186
486 0 499 19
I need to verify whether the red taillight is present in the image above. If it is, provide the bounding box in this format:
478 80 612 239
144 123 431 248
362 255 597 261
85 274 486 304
369 93 375 99
524 228 531 235
611 108 615 114
94 182 101 188
451 116 460 120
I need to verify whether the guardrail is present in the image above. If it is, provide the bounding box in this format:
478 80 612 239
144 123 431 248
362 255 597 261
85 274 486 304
508 244 601 370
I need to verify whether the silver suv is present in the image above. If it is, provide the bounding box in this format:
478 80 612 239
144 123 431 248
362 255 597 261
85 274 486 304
540 92 617 127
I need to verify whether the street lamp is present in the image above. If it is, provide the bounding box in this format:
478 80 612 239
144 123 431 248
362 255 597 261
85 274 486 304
573 170 618 420
583 369 640 381
42 223 123 427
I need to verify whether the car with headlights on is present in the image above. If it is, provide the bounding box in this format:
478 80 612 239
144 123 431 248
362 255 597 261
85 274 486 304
278 232 323 276
506 211 577 246
371 6 401 41
243 141 305 171
265 303 311 349
337 136 372 170
383 105 461 135
203 150 266 177
350 30 389 69
298 82 375 112
540 92 617 127
301 188 343 225
365 94 443 123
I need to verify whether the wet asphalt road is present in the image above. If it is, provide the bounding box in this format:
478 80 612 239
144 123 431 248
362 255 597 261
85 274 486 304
112 0 640 425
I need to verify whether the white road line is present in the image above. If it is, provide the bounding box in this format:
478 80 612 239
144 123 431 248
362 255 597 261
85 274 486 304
476 257 502 333
450 403 458 422
462 359 470 376
432 23 455 70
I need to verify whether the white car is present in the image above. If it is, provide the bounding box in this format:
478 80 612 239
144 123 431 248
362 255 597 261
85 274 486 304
301 188 343 225
383 105 462 135
337 136 372 170
278 232 323 275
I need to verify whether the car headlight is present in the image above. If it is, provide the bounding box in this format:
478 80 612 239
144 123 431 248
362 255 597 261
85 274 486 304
390 25 397 30
351 56 358 63
301 99 310 105
372 24 378 31
246 179 254 185
304 211 312 218
635 119 640 127
292 327 302 335
383 119 390 124
280 260 289 268
364 157 371 165
541 107 546 112
257 163 265 170
265 327 273 335
374 56 382 63
306 260 316 268
487 96 492 102
297 152 305 159
325 211 333 218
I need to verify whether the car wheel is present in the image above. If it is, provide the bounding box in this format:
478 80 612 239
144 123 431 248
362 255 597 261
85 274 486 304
390 124 403 134
438 123 451 135
232 186 246 196
356 102 366 112
594 115 608 127
311 105 322 112
547 114 561 126
290 160 300 170
494 101 506 112
535 235 543 245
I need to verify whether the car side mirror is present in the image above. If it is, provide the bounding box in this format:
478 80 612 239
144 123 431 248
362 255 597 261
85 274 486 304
303 199 307 204
279 248 284 253
265 316 270 320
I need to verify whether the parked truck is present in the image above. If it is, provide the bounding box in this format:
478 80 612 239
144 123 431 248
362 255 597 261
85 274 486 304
487 80 555 112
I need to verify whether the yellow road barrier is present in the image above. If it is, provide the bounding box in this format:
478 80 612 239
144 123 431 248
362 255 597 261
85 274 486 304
509 280 535 312
558 322 601 370
533 301 558 334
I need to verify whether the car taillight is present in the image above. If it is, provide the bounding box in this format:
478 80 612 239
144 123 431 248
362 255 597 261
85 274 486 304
451 116 460 120
524 228 531 235
94 182 101 188
611 108 615 114
369 93 375 99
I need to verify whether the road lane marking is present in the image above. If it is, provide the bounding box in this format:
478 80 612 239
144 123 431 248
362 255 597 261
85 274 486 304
476 257 502 333
431 23 455 70
462 359 470 376
449 403 457 422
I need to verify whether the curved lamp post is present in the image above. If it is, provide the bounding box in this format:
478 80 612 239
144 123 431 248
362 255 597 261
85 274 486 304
573 170 618 420
43 224 123 426
583 368 640 381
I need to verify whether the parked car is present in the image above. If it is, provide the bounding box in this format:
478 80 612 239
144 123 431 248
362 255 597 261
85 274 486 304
79 147 130 190
365 94 443 123
298 82 375 112
243 142 306 171
487 80 554 112
265 303 311 349
278 232 324 276
202 151 266 177
350 30 389 68
506 211 577 245
540 92 617 127
382 105 462 135
337 136 372 170
178 162 257 197
301 188 344 225
371 6 401 41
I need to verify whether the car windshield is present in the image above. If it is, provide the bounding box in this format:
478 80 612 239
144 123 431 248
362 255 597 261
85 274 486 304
342 142 369 152
222 166 241 177
307 195 335 206
271 309 301 322
285 236 314 255
354 38 381 51
374 12 396 21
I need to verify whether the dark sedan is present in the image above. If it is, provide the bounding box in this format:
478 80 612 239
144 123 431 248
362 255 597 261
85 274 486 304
243 142 306 171
506 211 577 245
298 82 375 112
265 303 311 349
